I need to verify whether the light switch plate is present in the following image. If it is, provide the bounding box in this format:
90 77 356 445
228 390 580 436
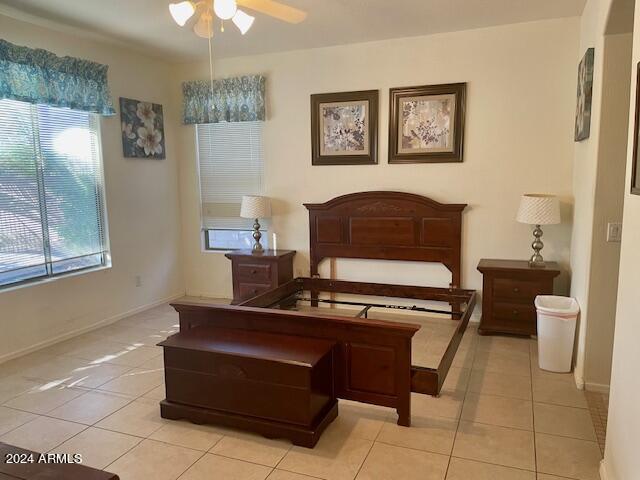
607 222 622 243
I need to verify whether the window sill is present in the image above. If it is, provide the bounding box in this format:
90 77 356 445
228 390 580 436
200 248 238 255
0 263 112 294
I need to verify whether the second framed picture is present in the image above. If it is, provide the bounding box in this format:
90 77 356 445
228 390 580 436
389 83 466 164
311 90 378 165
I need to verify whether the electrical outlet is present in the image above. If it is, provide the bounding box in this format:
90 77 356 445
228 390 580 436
135 275 142 287
607 222 622 243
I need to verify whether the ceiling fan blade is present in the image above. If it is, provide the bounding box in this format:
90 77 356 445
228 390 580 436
236 0 307 23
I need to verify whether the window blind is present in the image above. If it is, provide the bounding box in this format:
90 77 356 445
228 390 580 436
196 121 265 230
0 98 108 288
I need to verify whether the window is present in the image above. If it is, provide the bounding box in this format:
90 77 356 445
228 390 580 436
196 121 267 250
0 99 109 289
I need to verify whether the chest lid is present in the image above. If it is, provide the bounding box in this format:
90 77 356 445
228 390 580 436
159 327 334 368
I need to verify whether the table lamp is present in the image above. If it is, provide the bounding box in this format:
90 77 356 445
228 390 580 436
516 194 560 267
240 195 272 252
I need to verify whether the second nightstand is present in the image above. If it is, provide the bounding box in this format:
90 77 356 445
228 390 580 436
225 250 296 304
477 259 561 336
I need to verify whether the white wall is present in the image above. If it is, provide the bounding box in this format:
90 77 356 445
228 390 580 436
602 2 640 478
569 0 614 388
173 18 579 301
0 14 185 361
583 32 632 391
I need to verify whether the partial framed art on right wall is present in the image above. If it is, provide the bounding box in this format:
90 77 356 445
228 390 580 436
632 62 640 195
575 48 595 142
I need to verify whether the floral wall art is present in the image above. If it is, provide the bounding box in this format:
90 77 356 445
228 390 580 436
389 83 466 163
120 97 165 159
310 90 378 165
320 102 368 155
400 95 455 153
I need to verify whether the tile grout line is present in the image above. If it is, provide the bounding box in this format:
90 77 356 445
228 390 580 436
268 440 293 472
170 449 208 480
530 340 539 475
349 426 376 479
445 326 479 479
96 435 145 472
447 454 536 473
271 465 325 480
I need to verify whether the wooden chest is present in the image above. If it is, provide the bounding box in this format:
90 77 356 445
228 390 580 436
477 259 561 336
158 327 337 447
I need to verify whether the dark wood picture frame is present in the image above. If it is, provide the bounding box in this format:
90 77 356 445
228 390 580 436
575 48 595 142
310 90 378 165
631 62 640 195
389 83 466 164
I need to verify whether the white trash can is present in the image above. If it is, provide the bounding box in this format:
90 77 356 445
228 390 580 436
535 295 580 373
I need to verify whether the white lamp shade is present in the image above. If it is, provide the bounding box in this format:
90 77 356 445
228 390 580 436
169 1 195 26
240 195 272 219
214 0 238 20
517 194 561 225
232 9 255 34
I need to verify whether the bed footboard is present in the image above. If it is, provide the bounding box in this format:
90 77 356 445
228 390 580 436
171 301 419 426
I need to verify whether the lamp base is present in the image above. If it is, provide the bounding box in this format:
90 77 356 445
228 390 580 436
252 218 263 252
528 224 545 268
528 257 547 268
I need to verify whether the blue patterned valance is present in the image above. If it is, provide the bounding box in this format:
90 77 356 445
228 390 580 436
0 39 115 115
182 75 265 124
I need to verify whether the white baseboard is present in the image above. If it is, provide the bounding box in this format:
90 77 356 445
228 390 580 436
184 290 231 300
0 291 185 365
585 382 611 394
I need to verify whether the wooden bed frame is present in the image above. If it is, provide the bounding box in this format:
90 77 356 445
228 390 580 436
170 191 476 427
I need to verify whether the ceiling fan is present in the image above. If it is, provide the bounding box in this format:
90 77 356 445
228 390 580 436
169 0 307 38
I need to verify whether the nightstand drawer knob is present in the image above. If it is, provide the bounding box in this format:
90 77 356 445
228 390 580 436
251 269 257 274
513 287 520 293
512 310 519 316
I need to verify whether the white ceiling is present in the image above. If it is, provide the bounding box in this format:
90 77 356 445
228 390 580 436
0 0 586 62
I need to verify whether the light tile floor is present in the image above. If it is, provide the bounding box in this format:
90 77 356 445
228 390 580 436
0 301 603 480
585 391 608 454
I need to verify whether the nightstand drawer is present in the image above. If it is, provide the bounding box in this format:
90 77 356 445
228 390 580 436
492 301 536 322
493 278 540 302
237 263 272 282
489 302 537 335
238 282 272 300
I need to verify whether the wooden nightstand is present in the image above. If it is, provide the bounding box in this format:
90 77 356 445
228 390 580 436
225 250 296 304
477 259 561 336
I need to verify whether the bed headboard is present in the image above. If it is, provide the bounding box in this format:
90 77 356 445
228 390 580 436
304 191 467 288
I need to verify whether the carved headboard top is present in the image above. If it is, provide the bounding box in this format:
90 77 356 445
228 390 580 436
304 191 467 288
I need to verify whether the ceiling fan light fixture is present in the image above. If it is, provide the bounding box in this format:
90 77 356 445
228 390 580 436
169 1 195 26
232 9 255 34
213 0 238 20
193 11 214 38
